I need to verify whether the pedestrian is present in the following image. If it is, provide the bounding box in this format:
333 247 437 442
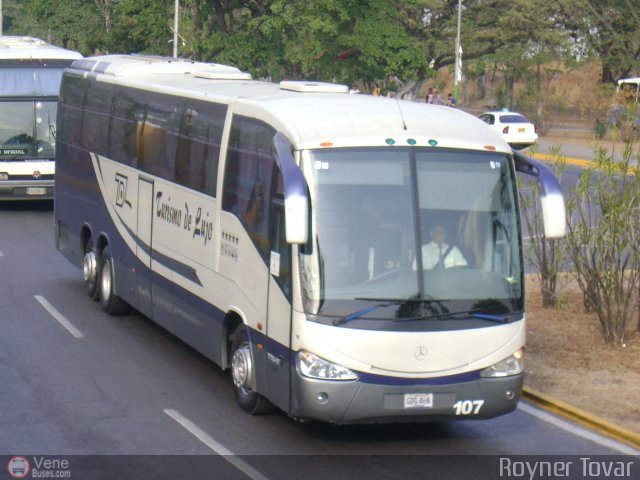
426 87 434 103
432 88 441 105
447 93 457 107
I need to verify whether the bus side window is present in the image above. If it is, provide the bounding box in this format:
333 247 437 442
109 89 140 167
175 100 226 196
58 74 87 148
222 116 277 262
138 93 181 180
82 80 113 156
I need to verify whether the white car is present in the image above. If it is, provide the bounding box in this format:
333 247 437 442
478 110 538 149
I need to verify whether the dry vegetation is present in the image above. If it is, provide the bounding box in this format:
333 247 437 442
525 275 640 435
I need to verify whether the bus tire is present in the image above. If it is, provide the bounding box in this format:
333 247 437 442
98 245 130 316
230 327 274 415
82 238 99 300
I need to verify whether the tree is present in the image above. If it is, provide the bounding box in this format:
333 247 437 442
558 0 640 83
24 0 105 53
108 0 175 55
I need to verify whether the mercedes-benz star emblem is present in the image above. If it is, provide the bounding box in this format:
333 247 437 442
414 346 428 360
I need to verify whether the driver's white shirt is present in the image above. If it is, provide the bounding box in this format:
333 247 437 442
421 241 467 269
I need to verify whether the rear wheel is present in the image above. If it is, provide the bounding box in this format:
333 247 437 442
98 245 130 316
82 238 99 300
230 327 274 415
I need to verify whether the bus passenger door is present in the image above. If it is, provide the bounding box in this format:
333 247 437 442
265 172 293 411
136 177 154 319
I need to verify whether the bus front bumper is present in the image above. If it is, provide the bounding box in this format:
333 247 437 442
0 180 54 200
289 371 523 424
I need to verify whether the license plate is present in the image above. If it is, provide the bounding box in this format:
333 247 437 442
404 393 433 409
26 187 46 195
518 128 525 133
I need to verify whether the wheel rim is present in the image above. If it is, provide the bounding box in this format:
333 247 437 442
83 250 96 284
100 258 112 302
231 342 254 392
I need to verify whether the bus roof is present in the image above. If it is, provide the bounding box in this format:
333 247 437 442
70 54 511 153
0 36 82 61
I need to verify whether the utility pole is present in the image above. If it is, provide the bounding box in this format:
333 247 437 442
173 0 179 58
1 0 4 36
454 0 462 103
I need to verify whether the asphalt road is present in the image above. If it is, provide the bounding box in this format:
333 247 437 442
0 201 637 480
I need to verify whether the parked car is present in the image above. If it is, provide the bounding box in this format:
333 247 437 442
478 109 538 149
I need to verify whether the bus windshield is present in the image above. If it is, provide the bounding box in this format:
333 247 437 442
299 147 523 326
0 100 57 159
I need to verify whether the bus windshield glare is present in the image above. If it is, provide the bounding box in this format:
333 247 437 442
300 147 523 327
0 100 57 159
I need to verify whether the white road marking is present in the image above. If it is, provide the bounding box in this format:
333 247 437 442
0 250 4 257
519 402 640 455
163 408 271 480
34 295 84 339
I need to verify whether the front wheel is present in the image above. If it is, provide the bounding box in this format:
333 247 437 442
230 327 274 415
98 245 130 316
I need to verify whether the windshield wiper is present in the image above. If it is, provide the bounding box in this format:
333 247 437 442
333 300 401 326
333 297 427 326
471 313 511 323
334 296 449 325
394 308 514 323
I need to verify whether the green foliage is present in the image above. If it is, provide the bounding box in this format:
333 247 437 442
565 144 640 344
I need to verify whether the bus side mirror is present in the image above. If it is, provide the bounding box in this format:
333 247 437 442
513 151 566 239
285 195 308 244
273 132 309 244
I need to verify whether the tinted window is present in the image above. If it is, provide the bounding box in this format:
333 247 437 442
175 99 226 196
222 116 277 260
139 93 182 179
82 80 114 154
109 88 142 166
58 73 87 146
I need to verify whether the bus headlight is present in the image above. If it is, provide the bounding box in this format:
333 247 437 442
480 348 524 378
297 351 358 381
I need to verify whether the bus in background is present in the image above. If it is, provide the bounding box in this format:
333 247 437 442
54 55 565 424
0 36 82 200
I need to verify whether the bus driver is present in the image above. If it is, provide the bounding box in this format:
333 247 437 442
420 224 467 269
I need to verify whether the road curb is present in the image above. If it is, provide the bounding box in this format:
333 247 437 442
529 152 596 168
523 386 640 451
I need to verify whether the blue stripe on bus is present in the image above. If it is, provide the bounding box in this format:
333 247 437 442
359 370 481 386
150 248 202 286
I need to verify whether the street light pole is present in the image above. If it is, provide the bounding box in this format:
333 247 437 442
454 0 462 103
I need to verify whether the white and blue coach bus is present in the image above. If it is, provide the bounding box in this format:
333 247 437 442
54 55 565 424
0 36 81 200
